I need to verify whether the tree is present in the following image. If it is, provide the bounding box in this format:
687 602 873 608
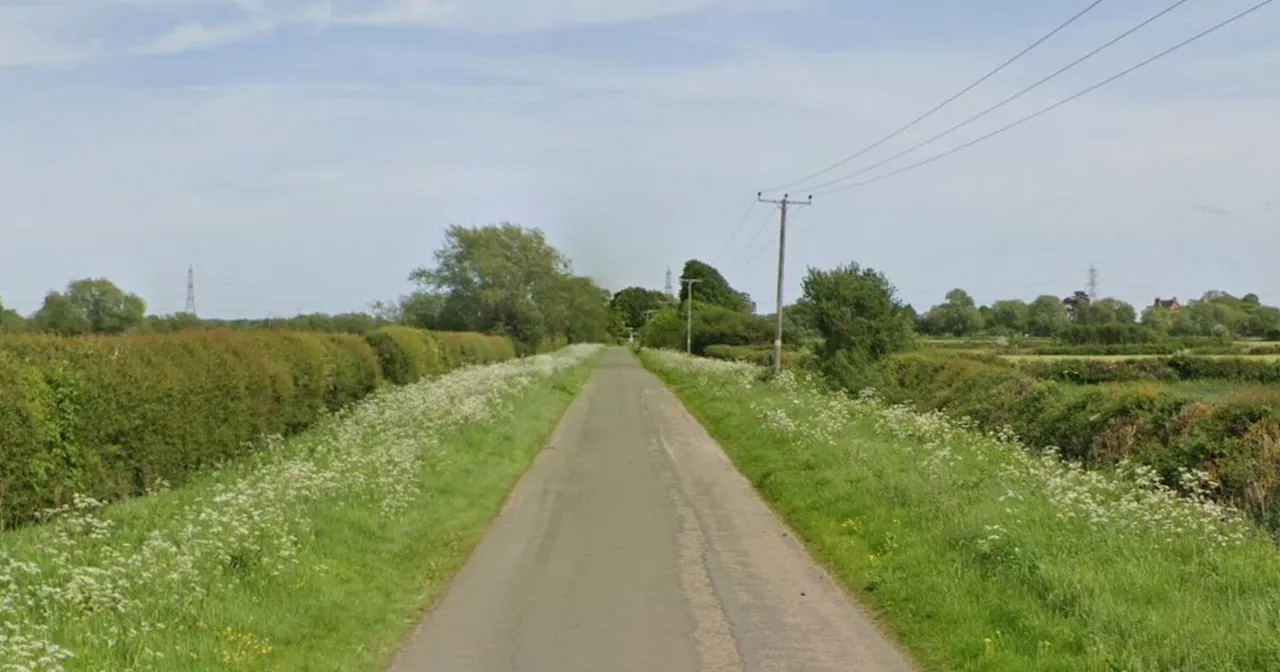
610 287 673 330
987 299 1030 335
409 223 610 352
639 302 769 354
1063 291 1091 323
33 291 91 335
678 260 753 313
1027 294 1070 337
0 295 27 333
398 291 445 329
36 278 147 334
1079 298 1137 326
801 263 914 389
923 289 985 337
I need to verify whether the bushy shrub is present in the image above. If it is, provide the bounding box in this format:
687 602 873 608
1018 356 1280 385
1058 324 1161 345
0 331 381 529
869 352 1280 530
703 344 794 367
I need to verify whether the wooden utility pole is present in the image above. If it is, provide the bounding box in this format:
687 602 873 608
680 278 702 354
757 192 812 374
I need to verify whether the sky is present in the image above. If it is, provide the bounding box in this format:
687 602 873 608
1 0 1278 318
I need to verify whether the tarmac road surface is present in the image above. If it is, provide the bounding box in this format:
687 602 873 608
390 348 914 672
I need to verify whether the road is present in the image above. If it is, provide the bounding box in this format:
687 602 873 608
390 348 915 672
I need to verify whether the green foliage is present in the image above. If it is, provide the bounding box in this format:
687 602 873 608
610 287 673 330
32 279 147 335
1058 323 1161 345
0 331 381 530
1142 291 1280 339
409 223 610 353
704 344 798 368
640 303 771 355
986 299 1029 334
363 326 446 384
920 289 985 337
32 292 91 335
1026 294 1071 337
434 331 517 368
0 296 27 334
870 352 1280 530
678 260 753 313
801 262 915 389
1020 355 1280 385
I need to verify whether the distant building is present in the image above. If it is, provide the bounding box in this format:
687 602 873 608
1153 297 1182 311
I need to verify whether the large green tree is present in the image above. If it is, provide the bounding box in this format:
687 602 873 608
611 287 673 331
801 263 914 389
32 278 146 335
1027 294 1071 337
922 289 985 337
409 223 610 352
987 299 1030 335
678 260 753 313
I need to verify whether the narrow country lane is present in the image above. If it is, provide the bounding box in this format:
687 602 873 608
390 348 915 672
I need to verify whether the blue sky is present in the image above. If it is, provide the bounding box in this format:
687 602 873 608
2 0 1278 318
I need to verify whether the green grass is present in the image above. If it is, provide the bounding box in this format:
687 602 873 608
1089 379 1280 401
0 349 600 671
1002 353 1280 361
643 351 1280 671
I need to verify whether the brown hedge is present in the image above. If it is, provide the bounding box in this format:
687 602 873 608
0 330 380 530
872 352 1280 530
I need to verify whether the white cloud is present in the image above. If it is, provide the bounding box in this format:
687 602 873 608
0 7 92 68
140 20 272 54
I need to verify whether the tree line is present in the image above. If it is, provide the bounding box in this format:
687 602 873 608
911 288 1280 341
1 223 617 353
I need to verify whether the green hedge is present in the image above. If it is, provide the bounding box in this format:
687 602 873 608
435 332 517 368
872 352 1280 530
1018 355 1280 385
1013 342 1280 357
704 344 796 367
0 331 381 529
363 326 444 385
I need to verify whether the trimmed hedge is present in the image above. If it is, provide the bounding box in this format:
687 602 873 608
363 326 444 385
0 331 381 529
1018 355 1280 385
872 352 1280 530
435 332 517 368
0 326 518 530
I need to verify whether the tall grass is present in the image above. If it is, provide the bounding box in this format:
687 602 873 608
0 345 602 671
644 350 1280 671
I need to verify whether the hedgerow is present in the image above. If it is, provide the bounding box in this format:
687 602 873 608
0 327 514 530
872 352 1280 530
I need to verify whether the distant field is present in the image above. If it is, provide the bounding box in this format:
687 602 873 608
1088 379 1279 401
1001 353 1280 362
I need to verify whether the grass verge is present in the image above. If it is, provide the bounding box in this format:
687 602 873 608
642 350 1280 671
0 346 601 671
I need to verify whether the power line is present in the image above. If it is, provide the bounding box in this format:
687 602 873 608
713 200 759 267
801 0 1196 194
721 206 777 273
760 0 1110 194
814 0 1277 195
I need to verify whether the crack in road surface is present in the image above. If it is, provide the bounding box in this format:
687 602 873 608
390 349 915 671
